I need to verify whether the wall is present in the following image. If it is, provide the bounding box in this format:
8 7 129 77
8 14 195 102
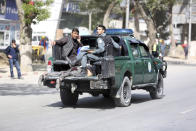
0 0 19 49
31 0 64 41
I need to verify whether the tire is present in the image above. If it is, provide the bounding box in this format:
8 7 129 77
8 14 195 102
60 88 78 106
114 76 132 107
103 90 110 98
103 93 110 98
150 74 164 99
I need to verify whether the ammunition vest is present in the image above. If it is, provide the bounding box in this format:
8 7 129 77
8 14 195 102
99 35 113 56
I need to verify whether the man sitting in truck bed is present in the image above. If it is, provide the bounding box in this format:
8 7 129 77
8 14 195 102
52 28 83 62
78 25 120 76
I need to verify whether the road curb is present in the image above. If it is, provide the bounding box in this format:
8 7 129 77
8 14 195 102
165 60 196 66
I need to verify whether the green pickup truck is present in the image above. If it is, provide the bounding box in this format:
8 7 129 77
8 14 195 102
39 32 167 107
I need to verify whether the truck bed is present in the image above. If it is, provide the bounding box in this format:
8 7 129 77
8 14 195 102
62 76 99 81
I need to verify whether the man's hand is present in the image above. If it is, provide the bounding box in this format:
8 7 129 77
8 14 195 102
87 50 94 53
77 36 81 43
51 41 56 46
8 55 12 59
12 43 16 48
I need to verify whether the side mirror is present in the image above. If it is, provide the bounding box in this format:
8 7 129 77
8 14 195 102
133 50 138 56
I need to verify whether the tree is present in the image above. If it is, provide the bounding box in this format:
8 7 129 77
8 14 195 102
15 0 53 72
103 0 121 28
134 0 176 51
134 0 156 51
131 4 140 39
80 0 122 29
167 0 176 48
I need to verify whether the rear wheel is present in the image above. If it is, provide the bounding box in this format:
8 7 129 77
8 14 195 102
103 93 110 98
114 76 132 107
60 87 78 106
103 90 110 98
150 74 164 99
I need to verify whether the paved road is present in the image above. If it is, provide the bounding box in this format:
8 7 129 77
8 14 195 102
0 65 196 131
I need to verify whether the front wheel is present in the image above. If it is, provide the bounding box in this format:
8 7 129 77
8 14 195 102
114 76 132 107
150 74 164 99
60 88 78 106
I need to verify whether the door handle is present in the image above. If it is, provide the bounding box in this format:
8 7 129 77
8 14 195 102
144 61 148 64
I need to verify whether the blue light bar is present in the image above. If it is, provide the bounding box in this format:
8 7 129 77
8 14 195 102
93 29 134 36
106 29 133 35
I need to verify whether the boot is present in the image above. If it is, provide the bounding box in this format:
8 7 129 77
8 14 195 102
80 67 87 77
66 57 76 67
71 59 77 66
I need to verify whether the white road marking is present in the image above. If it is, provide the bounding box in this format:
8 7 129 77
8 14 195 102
180 108 195 114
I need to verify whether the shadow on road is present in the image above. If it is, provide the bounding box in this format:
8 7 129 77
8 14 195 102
47 96 116 110
0 68 7 73
0 84 58 96
32 63 47 71
131 93 152 104
77 96 116 109
47 93 152 109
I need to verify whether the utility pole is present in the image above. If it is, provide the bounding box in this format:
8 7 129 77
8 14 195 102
188 0 192 58
125 0 130 28
89 11 92 33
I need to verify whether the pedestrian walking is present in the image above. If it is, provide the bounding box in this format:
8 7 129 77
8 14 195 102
152 39 160 57
160 39 166 57
39 36 48 62
4 40 22 79
182 39 188 59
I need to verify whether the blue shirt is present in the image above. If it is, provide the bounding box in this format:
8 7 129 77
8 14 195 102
39 40 48 50
5 46 19 59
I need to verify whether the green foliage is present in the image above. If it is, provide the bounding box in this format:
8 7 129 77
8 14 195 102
79 0 122 29
22 0 53 25
140 0 176 39
79 0 176 39
145 0 176 17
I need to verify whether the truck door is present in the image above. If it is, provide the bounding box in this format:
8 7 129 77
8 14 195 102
115 40 131 88
138 45 156 83
130 44 144 85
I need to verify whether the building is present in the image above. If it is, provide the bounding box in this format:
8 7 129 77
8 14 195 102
0 0 20 49
31 0 89 41
59 0 89 34
31 0 64 41
172 0 196 42
172 0 196 57
0 0 64 49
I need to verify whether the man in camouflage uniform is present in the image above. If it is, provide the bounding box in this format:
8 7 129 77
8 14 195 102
79 25 120 76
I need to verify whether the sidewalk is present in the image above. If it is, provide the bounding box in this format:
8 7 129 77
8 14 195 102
164 56 196 66
0 63 47 84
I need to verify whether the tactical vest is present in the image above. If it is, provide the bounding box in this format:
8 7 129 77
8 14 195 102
99 35 113 56
153 43 157 52
62 36 74 59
